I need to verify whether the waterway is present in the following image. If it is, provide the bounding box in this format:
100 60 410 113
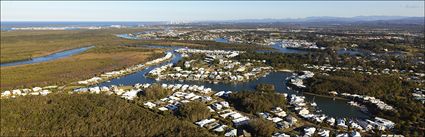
215 38 229 43
98 39 370 119
0 46 94 67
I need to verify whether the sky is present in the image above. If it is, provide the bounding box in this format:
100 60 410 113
1 1 424 21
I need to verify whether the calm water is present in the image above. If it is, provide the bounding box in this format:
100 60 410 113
269 42 313 54
0 46 93 67
215 38 229 43
98 43 370 119
337 49 367 56
116 34 141 40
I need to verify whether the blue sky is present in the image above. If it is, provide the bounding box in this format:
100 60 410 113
1 1 424 21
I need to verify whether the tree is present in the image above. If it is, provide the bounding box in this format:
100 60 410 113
227 91 286 114
256 84 275 93
246 118 276 137
142 84 172 100
176 102 211 122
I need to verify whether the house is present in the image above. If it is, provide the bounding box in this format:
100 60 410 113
336 133 349 137
12 89 22 95
337 118 348 128
196 119 216 127
29 92 40 96
213 125 227 132
1 91 11 97
205 122 220 130
272 117 283 123
357 120 373 131
32 87 42 92
303 127 316 136
220 101 230 108
100 86 110 92
298 108 309 115
350 131 361 137
39 90 51 96
232 116 249 126
276 121 290 129
144 102 157 109
272 132 290 137
89 87 101 94
224 129 237 137
374 117 395 130
121 90 140 100
211 103 223 110
317 129 330 137
285 116 298 125
326 117 335 126
220 112 237 119
158 107 168 111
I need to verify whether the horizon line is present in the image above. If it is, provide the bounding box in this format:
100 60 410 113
2 16 424 23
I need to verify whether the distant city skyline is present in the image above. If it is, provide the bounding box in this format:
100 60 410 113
1 1 424 22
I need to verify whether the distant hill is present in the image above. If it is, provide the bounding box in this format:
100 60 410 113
197 16 425 25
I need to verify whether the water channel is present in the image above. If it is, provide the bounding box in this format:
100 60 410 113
101 35 371 119
0 46 94 67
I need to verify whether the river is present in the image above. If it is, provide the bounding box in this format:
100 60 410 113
0 46 94 67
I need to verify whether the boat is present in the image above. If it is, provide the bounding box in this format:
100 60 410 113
311 102 317 107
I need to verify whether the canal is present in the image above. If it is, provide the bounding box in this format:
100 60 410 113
100 36 371 119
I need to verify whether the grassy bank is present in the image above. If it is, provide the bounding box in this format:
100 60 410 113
0 93 213 136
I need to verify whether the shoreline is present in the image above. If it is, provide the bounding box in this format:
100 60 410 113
0 46 95 67
302 92 349 101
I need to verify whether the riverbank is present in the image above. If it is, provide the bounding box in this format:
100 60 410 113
0 29 150 63
303 92 348 101
0 46 94 67
0 46 164 90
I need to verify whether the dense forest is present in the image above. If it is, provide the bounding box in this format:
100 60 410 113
0 94 213 137
226 90 287 114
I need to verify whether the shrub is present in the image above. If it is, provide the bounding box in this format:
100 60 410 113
256 84 275 93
